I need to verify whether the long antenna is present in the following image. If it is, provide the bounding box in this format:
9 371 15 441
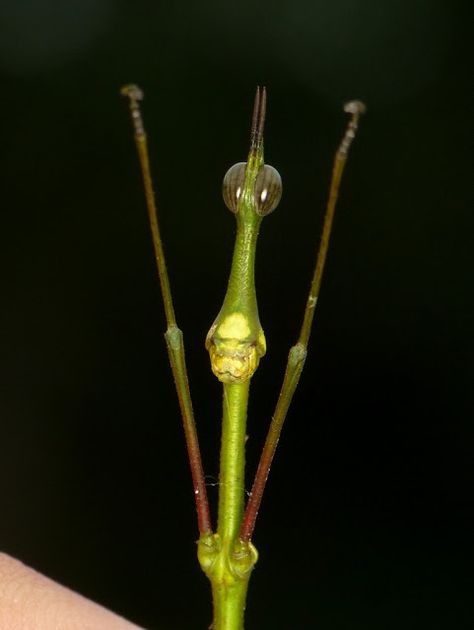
250 86 267 150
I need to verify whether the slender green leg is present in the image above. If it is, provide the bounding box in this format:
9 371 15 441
240 100 366 543
121 85 212 535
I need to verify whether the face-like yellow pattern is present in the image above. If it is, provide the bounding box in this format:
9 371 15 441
206 312 266 384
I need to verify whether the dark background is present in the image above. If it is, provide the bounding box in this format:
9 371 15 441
0 1 472 628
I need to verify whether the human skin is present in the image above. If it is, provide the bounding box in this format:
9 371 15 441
0 553 145 630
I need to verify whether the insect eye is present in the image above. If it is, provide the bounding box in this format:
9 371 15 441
254 165 282 216
222 162 247 213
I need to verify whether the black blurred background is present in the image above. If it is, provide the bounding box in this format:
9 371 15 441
0 1 472 628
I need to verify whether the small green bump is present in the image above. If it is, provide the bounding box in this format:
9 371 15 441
231 539 259 579
165 325 182 351
197 533 221 576
289 342 307 367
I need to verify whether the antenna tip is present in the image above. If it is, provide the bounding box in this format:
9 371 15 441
344 100 366 115
250 85 267 149
120 84 144 101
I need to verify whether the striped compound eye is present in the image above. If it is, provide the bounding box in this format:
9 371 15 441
222 162 247 213
254 164 282 216
223 162 282 216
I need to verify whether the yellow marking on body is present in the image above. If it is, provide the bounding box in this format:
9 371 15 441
206 312 267 383
257 329 267 355
217 312 250 341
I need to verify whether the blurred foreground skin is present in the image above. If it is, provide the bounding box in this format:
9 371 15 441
0 553 144 630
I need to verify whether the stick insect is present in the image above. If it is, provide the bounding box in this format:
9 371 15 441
121 85 365 630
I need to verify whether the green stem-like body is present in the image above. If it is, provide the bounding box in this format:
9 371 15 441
218 382 249 542
213 382 252 630
201 91 270 628
200 214 261 628
198 382 258 630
